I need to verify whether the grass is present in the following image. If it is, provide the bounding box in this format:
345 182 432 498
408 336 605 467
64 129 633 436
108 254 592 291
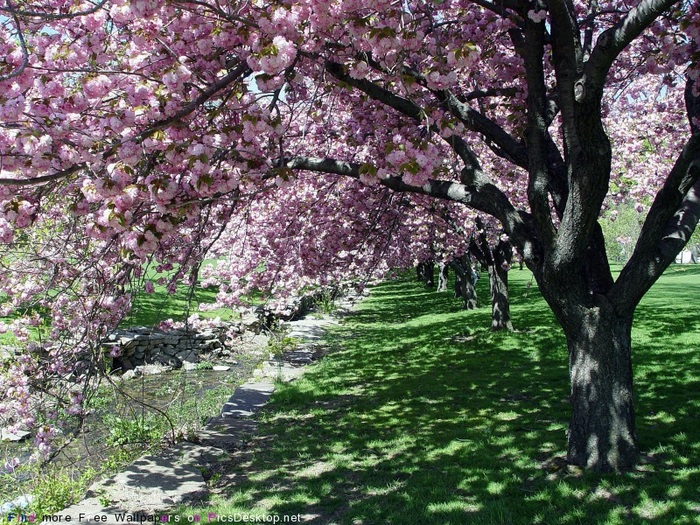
177 265 700 525
123 278 233 327
122 260 238 327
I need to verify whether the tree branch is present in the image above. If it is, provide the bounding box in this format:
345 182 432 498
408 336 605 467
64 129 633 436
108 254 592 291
583 0 679 100
522 13 557 246
0 163 86 186
323 60 483 171
612 83 700 312
0 4 29 82
611 174 700 314
435 90 530 169
283 155 541 265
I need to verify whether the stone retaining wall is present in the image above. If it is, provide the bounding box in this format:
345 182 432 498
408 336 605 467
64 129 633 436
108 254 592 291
103 325 234 371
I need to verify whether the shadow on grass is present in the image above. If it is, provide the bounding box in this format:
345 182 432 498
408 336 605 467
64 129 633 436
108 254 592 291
185 270 700 525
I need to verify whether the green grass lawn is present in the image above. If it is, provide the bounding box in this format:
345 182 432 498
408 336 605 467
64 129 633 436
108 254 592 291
123 278 233 327
178 265 700 525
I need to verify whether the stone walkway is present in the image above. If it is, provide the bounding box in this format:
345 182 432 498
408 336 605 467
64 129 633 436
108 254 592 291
40 298 359 524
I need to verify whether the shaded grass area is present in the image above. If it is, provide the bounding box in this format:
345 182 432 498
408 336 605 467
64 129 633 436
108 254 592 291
186 267 699 524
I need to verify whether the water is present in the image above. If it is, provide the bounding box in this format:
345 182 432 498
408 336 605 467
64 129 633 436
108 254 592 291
1 356 260 486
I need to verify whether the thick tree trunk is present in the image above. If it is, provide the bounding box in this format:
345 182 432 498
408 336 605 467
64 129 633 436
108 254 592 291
487 263 513 331
469 220 514 330
437 262 449 292
416 260 435 288
423 260 435 288
450 257 478 309
564 306 638 472
454 271 478 309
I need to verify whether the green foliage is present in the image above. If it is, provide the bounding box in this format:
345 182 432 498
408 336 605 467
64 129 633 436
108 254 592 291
316 290 337 315
599 203 646 264
177 268 700 525
103 415 161 447
196 360 214 370
124 262 234 327
600 203 700 265
268 336 298 357
28 468 93 518
0 465 98 522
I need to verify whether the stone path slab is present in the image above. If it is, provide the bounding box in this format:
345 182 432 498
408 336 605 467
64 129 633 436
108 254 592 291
197 417 258 450
46 442 218 523
220 381 275 418
284 317 339 341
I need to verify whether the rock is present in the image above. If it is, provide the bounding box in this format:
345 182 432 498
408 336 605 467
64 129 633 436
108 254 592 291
52 443 212 520
150 355 180 369
137 363 172 376
248 333 270 347
176 351 198 364
212 365 230 371
121 368 142 380
240 314 260 331
0 428 30 442
0 494 33 513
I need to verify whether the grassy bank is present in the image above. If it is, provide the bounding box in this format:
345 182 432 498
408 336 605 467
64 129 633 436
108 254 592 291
178 266 700 524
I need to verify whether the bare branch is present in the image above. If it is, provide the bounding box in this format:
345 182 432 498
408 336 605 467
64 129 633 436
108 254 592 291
0 163 85 186
584 0 680 99
0 4 29 82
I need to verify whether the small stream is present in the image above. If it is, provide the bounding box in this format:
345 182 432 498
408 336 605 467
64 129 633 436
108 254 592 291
1 354 261 486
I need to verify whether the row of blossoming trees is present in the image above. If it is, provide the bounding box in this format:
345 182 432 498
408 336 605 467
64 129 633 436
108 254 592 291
0 0 699 472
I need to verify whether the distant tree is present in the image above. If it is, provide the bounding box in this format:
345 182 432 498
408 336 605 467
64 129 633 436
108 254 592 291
599 203 646 264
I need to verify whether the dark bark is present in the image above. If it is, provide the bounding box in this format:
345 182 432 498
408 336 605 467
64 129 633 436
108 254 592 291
563 303 638 472
416 260 435 288
487 261 513 332
470 220 514 331
450 256 478 309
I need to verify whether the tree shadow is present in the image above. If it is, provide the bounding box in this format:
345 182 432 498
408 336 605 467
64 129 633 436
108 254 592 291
190 274 700 525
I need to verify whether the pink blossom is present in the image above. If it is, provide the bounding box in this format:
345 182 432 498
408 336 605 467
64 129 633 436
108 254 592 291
527 10 547 23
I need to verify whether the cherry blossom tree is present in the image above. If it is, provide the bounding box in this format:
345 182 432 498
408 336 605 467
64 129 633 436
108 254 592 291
0 0 699 472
